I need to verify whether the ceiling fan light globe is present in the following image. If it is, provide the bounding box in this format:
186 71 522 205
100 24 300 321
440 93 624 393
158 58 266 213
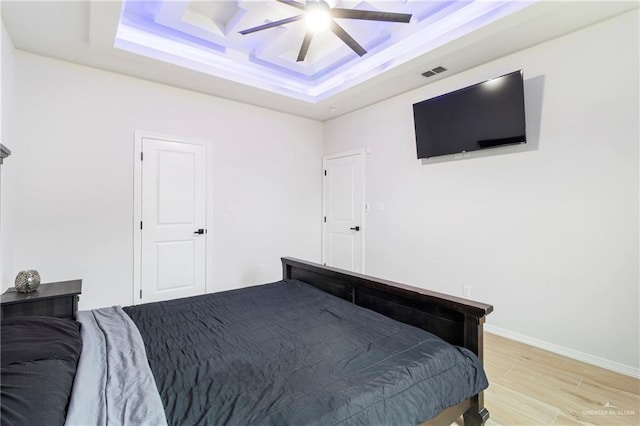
306 9 331 32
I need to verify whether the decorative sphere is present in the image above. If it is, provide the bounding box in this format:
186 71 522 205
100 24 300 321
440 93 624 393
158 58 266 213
14 270 41 293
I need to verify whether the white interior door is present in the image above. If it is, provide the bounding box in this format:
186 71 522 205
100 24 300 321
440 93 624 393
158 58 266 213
322 150 364 272
139 137 207 303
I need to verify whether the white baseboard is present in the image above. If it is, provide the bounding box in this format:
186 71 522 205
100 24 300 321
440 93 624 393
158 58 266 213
484 324 640 379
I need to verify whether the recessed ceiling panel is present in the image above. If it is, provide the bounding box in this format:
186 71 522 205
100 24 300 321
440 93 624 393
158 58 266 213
115 0 535 102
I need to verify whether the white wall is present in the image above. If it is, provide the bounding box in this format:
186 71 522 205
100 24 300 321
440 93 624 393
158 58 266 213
0 17 16 290
324 11 639 374
4 52 323 309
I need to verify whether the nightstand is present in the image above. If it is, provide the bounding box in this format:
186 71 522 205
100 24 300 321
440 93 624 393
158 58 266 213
1 280 82 320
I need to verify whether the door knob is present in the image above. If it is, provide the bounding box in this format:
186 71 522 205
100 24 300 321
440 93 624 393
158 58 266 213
194 228 207 235
349 226 360 231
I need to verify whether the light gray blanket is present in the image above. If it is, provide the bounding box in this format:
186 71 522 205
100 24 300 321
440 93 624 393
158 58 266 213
65 307 167 426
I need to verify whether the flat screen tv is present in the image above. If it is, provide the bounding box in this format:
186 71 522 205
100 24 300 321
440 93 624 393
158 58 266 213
413 70 526 159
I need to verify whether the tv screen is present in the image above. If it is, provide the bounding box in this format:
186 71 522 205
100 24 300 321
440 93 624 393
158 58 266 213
413 70 526 159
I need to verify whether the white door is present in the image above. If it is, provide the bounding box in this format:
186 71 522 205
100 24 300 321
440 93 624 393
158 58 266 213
322 150 365 272
139 137 207 303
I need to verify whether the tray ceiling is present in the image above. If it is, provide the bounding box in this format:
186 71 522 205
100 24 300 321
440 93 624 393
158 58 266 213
115 0 533 102
2 1 637 119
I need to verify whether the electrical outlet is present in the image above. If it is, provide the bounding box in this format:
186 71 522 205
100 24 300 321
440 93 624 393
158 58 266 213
463 285 471 298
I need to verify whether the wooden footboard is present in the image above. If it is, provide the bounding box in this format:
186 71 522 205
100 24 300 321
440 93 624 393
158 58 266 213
281 257 493 425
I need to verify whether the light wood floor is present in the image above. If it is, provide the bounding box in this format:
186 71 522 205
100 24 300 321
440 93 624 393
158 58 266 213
477 332 639 425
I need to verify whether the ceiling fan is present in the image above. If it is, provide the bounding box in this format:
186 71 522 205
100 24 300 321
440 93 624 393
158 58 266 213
239 0 412 62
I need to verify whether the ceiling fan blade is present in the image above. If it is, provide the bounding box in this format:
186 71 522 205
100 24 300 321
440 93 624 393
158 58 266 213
296 31 314 62
276 0 307 11
239 15 304 35
331 9 412 23
330 21 367 57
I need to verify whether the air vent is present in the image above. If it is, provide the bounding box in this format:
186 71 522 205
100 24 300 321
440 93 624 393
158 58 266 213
421 66 448 78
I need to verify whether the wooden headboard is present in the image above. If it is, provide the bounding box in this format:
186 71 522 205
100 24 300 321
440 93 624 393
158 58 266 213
282 257 493 356
281 257 494 425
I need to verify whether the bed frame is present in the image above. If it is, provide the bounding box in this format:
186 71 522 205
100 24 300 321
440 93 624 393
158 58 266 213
282 257 494 426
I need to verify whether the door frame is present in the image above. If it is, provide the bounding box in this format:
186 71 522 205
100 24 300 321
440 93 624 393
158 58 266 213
133 131 212 305
322 149 366 273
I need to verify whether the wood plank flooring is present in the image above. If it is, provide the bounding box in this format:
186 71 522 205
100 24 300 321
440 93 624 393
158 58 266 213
479 332 639 425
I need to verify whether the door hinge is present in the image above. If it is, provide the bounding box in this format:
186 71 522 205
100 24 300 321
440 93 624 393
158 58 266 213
324 170 327 176
140 152 144 161
139 289 142 299
140 221 143 230
323 216 326 223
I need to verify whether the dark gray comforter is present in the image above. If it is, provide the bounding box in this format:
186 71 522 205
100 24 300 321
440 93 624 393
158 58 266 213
124 279 488 425
1 317 82 426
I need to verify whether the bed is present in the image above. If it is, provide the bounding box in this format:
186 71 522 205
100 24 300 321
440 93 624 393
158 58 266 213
1 257 493 426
